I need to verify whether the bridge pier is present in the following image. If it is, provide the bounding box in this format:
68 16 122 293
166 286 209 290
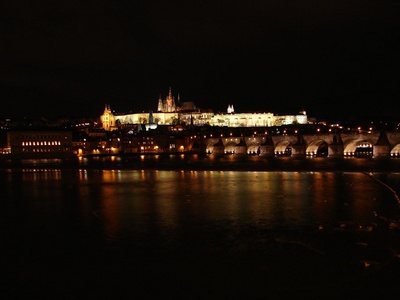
212 138 225 155
327 134 344 158
328 145 344 157
259 145 275 157
259 135 275 157
373 132 391 158
373 145 390 158
291 134 306 158
234 139 248 155
291 145 306 157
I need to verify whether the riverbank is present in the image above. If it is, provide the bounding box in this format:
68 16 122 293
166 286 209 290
1 154 400 172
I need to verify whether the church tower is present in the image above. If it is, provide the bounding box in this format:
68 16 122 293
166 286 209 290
157 94 163 112
100 104 116 131
158 87 177 112
165 87 176 112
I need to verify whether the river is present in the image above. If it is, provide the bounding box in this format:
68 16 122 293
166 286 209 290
0 155 400 299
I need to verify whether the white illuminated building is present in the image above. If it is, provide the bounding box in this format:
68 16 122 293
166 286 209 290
100 89 308 130
209 107 308 127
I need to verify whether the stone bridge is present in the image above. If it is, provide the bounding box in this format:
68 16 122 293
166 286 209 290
197 131 400 158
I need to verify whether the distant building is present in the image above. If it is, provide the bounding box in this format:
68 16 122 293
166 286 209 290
209 106 308 127
100 88 184 131
210 111 275 127
100 104 116 131
7 130 73 158
100 88 308 130
157 87 177 112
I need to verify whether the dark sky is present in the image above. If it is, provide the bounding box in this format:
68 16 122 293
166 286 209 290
1 1 400 122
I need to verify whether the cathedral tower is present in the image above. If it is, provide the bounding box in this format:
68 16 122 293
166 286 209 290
157 87 177 112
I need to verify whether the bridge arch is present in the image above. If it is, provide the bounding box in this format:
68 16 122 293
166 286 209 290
224 141 237 154
206 139 219 154
247 143 260 155
344 139 374 157
306 139 328 157
391 144 400 157
275 140 292 156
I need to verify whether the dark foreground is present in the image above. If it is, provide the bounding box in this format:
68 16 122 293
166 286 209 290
2 220 400 299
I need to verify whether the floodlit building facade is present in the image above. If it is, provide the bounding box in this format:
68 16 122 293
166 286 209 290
100 88 308 131
7 130 73 158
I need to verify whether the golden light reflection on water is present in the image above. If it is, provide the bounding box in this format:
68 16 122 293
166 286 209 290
9 167 394 245
20 168 62 180
78 169 88 181
2 166 400 296
70 170 393 243
312 172 338 225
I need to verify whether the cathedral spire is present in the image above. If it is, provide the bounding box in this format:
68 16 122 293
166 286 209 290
157 94 163 112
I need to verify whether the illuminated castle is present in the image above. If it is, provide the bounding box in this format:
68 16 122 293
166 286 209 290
100 88 308 130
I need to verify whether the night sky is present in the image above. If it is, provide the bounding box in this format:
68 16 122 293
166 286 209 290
1 1 399 122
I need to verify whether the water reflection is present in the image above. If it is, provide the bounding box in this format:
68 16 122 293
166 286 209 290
1 169 400 298
51 170 398 244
